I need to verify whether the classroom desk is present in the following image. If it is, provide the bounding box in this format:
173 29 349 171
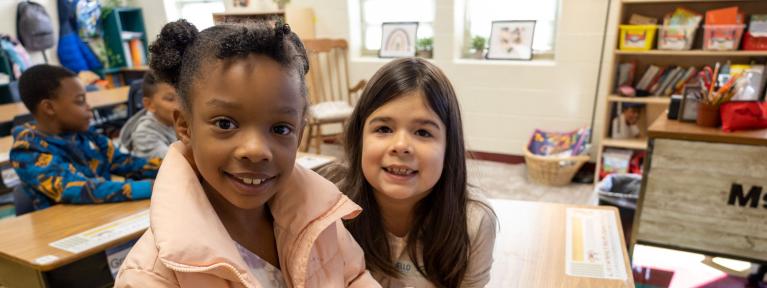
0 200 149 288
0 86 130 124
488 199 634 287
632 116 767 263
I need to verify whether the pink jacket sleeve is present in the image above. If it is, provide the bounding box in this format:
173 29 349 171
335 221 382 287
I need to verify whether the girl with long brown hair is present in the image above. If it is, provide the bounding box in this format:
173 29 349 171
328 57 497 287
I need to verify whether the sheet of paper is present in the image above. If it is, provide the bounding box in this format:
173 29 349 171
296 155 332 170
0 152 8 164
565 208 627 280
49 210 149 254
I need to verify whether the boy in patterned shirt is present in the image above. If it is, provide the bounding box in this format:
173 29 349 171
10 65 160 210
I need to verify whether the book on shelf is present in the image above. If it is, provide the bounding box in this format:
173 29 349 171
649 66 676 95
636 65 661 91
651 66 677 95
122 41 133 68
128 38 146 67
616 62 637 90
622 65 700 97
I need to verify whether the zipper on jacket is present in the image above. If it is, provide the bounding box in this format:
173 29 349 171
288 196 354 286
160 259 257 288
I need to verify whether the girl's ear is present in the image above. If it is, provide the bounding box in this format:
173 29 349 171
173 109 191 145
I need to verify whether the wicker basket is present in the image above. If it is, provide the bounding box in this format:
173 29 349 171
524 149 590 186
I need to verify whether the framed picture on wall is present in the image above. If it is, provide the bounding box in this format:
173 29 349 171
487 20 536 60
679 84 702 122
379 22 418 58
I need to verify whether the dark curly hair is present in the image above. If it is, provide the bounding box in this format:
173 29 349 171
18 64 77 114
148 19 309 111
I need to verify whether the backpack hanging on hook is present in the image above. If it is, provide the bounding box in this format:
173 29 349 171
16 0 55 62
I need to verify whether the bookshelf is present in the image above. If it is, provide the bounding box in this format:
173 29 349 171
595 0 767 183
102 7 149 86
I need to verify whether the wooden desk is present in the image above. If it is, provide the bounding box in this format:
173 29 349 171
488 199 634 287
0 200 149 287
648 116 767 146
0 86 130 124
634 116 767 263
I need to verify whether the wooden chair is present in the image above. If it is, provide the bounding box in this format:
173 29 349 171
301 39 366 154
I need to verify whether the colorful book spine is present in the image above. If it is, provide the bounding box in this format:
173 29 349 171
129 39 146 67
122 41 133 68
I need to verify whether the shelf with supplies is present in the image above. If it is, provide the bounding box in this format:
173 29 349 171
596 0 767 184
615 50 767 56
607 95 671 104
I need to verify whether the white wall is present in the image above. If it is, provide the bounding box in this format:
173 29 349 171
289 0 611 156
0 0 60 65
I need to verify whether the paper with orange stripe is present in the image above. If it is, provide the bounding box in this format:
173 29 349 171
565 208 627 280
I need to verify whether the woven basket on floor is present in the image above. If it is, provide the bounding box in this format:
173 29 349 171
524 149 590 186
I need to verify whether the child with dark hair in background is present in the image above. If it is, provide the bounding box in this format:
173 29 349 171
119 71 179 158
115 20 377 287
9 64 161 211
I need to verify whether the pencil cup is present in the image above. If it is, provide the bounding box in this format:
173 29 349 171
696 103 720 127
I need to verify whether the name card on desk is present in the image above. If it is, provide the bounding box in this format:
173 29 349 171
50 209 149 254
565 208 627 280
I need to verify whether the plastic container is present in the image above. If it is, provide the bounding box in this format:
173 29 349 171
743 32 767 50
702 24 746 50
619 25 657 51
657 25 698 50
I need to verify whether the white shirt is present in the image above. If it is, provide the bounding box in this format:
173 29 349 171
234 241 287 288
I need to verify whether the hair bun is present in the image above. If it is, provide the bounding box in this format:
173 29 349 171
275 22 291 37
149 19 199 86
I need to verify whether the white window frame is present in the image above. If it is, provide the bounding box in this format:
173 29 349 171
358 0 435 57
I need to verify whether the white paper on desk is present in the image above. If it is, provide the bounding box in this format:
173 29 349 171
296 155 332 170
49 210 149 254
0 152 8 164
565 208 627 280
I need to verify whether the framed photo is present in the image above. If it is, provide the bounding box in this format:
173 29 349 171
679 84 702 122
487 20 536 60
379 22 418 58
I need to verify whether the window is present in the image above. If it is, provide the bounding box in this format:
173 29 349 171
359 0 435 55
174 0 226 30
464 0 559 58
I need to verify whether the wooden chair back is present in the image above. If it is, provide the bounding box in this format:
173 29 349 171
302 39 358 106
